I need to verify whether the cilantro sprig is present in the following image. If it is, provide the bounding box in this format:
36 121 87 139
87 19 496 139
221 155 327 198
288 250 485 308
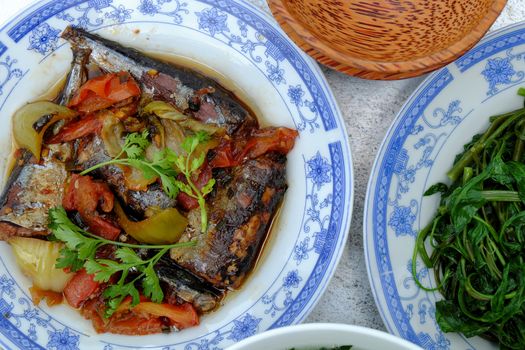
80 130 179 198
49 207 195 317
80 129 215 232
173 131 216 233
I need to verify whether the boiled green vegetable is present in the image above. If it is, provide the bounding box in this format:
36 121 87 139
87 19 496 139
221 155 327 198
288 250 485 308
413 89 525 349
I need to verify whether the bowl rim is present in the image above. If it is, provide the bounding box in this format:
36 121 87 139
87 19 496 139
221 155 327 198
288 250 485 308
225 323 424 350
267 0 508 79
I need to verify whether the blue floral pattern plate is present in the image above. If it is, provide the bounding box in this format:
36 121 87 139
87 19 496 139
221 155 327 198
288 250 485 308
0 0 353 349
364 21 525 350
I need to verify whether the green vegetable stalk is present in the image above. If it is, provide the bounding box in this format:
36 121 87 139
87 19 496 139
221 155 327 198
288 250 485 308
413 88 525 349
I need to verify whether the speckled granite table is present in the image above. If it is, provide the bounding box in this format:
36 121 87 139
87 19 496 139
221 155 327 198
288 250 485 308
0 0 524 336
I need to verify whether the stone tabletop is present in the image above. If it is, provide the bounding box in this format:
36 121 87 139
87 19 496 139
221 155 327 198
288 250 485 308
0 0 524 336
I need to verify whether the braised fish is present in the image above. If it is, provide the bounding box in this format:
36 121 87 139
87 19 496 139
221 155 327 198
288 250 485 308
171 153 287 289
61 26 258 136
0 26 297 335
74 134 176 216
0 47 90 238
0 150 66 239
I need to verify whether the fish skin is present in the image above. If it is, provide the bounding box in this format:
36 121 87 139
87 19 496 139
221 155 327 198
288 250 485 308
61 26 258 136
58 47 91 106
0 150 67 239
170 153 287 289
155 256 223 313
33 47 91 133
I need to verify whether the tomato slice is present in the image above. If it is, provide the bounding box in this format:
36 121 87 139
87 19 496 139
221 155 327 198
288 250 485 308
238 127 298 161
64 269 100 308
63 174 120 240
81 296 198 335
47 114 102 144
68 72 140 114
209 140 236 168
133 302 199 329
209 127 298 169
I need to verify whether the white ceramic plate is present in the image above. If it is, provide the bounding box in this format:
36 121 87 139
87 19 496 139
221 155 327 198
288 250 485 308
364 21 525 350
0 0 353 349
225 323 424 350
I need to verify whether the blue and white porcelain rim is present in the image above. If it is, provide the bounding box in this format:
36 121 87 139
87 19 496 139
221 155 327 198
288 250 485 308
0 0 354 348
363 19 525 348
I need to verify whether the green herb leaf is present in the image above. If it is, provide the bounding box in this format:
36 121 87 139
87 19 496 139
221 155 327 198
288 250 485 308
55 247 84 272
424 183 448 196
123 130 150 159
115 247 144 265
142 264 163 303
201 178 216 196
49 206 197 318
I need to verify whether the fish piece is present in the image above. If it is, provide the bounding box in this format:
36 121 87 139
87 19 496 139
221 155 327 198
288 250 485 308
155 256 223 313
61 26 258 136
0 150 67 239
74 134 175 217
34 47 91 134
58 47 91 106
0 48 90 240
170 153 287 289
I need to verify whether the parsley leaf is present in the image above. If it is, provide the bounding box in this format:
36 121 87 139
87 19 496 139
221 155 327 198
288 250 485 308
49 206 196 317
55 247 84 272
172 131 215 232
79 131 180 198
142 263 163 303
80 130 215 233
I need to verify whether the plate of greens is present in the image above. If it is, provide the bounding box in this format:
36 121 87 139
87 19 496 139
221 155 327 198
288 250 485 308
364 21 525 350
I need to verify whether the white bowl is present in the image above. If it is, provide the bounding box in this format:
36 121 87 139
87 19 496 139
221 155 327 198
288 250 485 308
225 323 424 350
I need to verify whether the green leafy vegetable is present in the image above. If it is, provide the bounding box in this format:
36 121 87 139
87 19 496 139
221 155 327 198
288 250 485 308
413 88 525 349
80 130 215 232
49 207 196 317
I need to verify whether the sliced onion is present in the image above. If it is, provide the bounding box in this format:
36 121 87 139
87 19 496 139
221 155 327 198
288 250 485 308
100 110 125 158
162 119 186 155
13 101 77 160
143 101 225 135
179 119 224 135
9 237 73 292
143 101 187 121
115 203 188 245
122 165 157 191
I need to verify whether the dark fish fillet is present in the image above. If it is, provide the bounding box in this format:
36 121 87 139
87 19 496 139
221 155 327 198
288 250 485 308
75 134 175 216
34 47 90 133
155 256 223 312
0 49 89 240
57 47 91 106
61 26 258 135
170 153 287 289
0 150 67 239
